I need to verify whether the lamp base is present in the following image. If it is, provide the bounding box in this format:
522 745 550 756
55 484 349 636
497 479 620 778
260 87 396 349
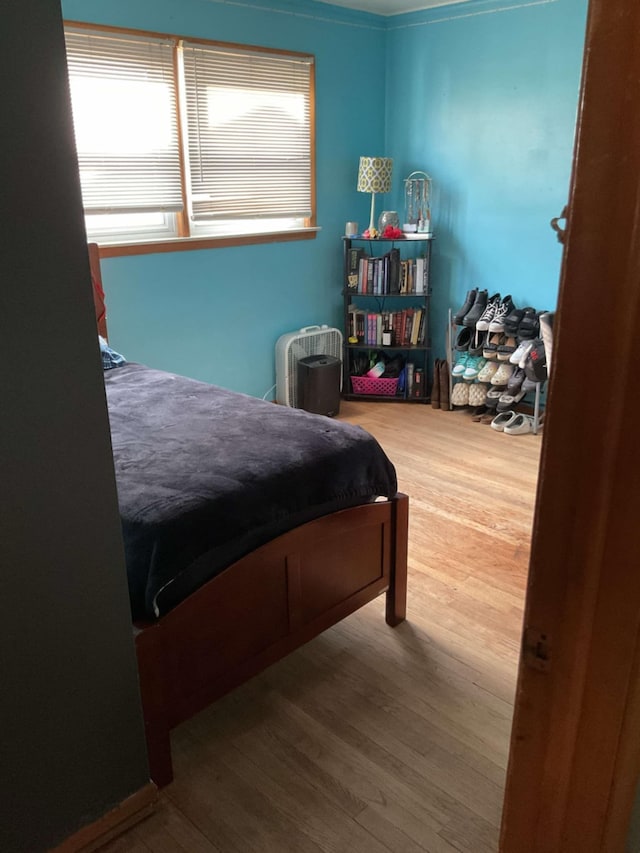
364 192 379 237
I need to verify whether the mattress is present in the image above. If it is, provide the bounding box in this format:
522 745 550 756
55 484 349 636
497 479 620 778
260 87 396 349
104 364 397 619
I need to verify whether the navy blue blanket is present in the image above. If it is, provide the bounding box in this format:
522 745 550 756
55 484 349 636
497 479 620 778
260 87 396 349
104 364 397 620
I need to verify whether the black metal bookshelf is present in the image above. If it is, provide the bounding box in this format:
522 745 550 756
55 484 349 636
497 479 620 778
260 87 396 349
342 235 433 403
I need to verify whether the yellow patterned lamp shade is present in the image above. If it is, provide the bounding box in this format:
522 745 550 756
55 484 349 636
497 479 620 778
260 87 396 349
357 156 393 235
357 156 393 194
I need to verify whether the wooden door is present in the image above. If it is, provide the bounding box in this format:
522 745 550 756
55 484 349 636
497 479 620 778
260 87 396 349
500 2 640 850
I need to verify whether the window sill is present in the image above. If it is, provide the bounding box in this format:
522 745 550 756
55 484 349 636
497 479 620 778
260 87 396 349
97 227 320 258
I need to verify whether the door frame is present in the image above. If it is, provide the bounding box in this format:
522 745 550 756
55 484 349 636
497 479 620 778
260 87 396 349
501 1 640 849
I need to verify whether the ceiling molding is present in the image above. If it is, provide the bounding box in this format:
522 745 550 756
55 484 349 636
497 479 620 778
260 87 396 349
314 0 472 16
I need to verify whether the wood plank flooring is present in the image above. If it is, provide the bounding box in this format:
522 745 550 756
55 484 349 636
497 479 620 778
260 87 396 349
103 402 542 853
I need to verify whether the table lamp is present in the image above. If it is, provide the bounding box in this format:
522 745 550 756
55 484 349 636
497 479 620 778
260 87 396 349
357 156 393 236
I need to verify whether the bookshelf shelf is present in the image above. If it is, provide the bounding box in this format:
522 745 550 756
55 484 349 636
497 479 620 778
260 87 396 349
342 236 432 403
346 344 430 352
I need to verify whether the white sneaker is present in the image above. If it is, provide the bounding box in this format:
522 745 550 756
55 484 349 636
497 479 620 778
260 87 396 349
518 341 535 369
509 340 533 365
539 312 554 375
488 295 515 333
475 294 501 331
504 414 533 435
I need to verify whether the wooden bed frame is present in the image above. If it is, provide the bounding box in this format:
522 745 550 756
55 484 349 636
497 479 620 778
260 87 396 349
88 244 409 787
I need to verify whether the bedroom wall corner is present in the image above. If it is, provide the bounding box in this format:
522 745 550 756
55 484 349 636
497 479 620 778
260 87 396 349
384 0 589 360
0 1 150 849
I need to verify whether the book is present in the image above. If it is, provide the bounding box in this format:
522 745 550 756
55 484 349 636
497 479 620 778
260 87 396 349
367 259 374 294
413 368 424 398
417 309 426 345
347 247 365 291
410 308 422 346
415 257 424 294
358 257 367 293
388 248 400 294
406 362 414 398
404 308 414 346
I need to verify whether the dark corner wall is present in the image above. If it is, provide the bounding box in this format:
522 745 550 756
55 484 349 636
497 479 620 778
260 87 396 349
0 1 149 850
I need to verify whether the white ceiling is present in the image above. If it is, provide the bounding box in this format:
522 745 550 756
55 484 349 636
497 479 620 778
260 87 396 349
315 0 468 15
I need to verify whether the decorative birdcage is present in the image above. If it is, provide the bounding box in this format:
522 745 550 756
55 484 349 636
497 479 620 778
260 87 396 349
403 171 433 235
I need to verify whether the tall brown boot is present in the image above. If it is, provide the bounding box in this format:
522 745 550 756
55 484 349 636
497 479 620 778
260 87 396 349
439 359 450 410
431 359 441 408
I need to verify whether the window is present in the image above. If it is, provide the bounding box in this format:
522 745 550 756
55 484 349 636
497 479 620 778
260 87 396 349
64 24 315 251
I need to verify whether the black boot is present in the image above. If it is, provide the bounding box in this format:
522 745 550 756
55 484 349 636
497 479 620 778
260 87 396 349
439 360 450 410
431 359 441 409
453 288 477 325
463 289 488 328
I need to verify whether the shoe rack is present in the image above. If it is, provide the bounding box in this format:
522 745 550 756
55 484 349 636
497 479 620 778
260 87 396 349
446 309 543 434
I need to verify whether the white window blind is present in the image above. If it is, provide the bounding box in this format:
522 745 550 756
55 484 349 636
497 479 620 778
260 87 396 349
65 28 183 214
181 42 313 221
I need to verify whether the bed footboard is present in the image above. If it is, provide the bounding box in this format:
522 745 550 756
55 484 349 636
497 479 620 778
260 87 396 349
134 492 408 787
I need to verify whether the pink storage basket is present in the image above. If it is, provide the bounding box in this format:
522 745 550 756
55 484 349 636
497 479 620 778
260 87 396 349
351 375 399 396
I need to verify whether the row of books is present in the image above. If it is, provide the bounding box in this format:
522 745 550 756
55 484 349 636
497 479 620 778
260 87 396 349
348 305 427 347
346 246 429 295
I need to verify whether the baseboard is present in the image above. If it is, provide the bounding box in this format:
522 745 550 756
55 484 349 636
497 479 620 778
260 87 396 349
51 782 157 852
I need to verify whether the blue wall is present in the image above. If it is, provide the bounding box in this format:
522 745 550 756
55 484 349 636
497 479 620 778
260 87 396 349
63 0 587 392
385 0 588 357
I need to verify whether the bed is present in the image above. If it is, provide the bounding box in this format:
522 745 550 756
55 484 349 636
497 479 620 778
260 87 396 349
89 244 408 787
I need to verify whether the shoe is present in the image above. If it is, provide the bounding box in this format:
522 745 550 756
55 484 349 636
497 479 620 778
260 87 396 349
453 289 478 325
452 352 471 377
475 293 501 331
517 307 539 340
524 339 547 382
468 382 488 407
539 312 554 375
471 405 488 422
468 329 487 357
439 359 450 410
451 381 470 407
477 360 499 383
504 307 524 337
483 333 504 360
485 388 503 410
431 359 441 409
455 326 473 352
509 339 533 365
506 366 525 395
496 389 526 412
491 410 519 432
518 340 535 369
462 289 489 327
497 336 517 361
504 413 534 435
488 295 516 333
463 356 487 380
491 363 514 385
522 375 538 394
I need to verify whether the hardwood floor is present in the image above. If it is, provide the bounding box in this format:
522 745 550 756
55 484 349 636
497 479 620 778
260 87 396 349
104 402 541 853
